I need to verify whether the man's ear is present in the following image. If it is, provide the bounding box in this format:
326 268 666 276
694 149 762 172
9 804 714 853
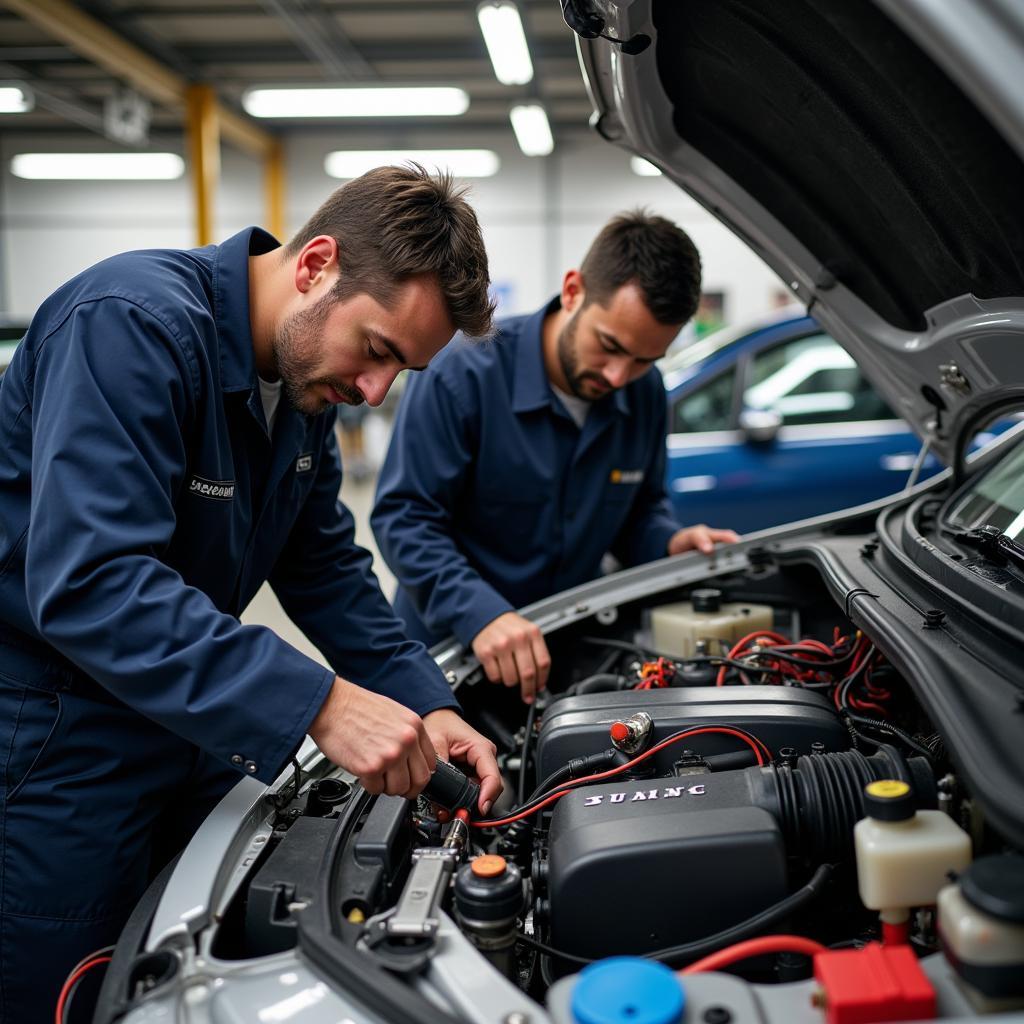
561 268 585 313
294 235 339 295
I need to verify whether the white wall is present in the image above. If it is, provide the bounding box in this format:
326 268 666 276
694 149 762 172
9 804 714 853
0 127 785 324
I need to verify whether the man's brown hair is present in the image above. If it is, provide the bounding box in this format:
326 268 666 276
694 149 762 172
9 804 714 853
286 164 495 338
580 210 702 326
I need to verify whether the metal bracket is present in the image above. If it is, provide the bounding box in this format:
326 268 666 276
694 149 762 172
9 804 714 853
385 848 460 939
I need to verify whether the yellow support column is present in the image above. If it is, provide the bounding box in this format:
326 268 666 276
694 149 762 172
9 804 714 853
265 140 286 241
186 85 220 247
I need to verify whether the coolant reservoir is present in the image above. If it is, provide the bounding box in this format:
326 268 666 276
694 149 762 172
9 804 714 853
937 854 1024 1009
650 588 773 659
854 779 972 913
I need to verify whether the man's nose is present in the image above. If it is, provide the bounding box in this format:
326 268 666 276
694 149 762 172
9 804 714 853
358 367 400 407
604 357 632 388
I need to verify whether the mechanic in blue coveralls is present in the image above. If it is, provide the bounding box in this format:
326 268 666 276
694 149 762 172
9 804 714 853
373 211 740 704
0 165 503 1023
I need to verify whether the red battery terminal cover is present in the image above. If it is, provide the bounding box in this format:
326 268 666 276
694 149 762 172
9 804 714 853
812 942 935 1024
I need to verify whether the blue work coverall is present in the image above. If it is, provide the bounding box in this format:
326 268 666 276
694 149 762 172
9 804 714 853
372 298 681 649
0 227 458 1021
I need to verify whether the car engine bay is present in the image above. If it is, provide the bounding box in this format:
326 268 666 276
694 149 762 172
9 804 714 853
119 526 1023 1024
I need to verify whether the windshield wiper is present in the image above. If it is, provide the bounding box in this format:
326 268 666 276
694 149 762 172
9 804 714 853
953 524 1024 571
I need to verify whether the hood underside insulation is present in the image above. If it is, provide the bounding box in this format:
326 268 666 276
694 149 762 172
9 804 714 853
654 0 1024 330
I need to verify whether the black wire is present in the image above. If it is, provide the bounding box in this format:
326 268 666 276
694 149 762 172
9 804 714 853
516 931 594 966
517 864 834 970
754 647 854 670
837 647 876 710
482 725 772 825
845 714 936 762
580 636 678 660
517 699 540 807
525 764 572 805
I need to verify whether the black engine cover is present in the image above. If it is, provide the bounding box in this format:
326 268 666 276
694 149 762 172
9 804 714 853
536 685 847 779
543 771 787 959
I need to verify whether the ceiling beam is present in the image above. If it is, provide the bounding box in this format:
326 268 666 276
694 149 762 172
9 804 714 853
259 0 374 80
1 0 275 156
0 59 107 134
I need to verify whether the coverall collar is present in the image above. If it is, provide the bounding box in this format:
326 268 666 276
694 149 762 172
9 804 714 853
512 295 631 417
213 226 281 395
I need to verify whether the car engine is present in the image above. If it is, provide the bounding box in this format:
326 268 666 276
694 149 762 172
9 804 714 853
110 558 1024 1024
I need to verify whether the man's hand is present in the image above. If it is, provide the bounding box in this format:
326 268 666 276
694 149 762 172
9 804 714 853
308 677 436 799
471 611 551 705
423 708 502 815
668 524 741 556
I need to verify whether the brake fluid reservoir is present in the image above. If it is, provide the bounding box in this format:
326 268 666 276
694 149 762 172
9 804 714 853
854 780 972 914
650 588 773 659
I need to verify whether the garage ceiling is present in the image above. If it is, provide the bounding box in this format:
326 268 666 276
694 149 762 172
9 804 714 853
0 0 589 143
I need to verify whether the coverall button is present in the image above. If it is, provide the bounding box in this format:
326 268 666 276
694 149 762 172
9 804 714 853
230 754 243 766
244 760 258 774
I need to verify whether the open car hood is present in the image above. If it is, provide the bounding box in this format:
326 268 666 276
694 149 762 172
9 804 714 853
573 0 1024 466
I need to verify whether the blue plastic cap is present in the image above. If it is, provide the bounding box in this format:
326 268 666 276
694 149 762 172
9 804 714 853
571 957 685 1024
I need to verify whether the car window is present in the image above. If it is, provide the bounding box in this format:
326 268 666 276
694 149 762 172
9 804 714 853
671 367 736 433
945 436 1024 540
744 333 894 426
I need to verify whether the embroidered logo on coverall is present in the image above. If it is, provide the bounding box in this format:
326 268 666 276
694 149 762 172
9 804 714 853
295 453 313 473
187 475 235 500
610 469 644 484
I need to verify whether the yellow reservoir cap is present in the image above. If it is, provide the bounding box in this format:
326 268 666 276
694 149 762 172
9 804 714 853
866 779 912 799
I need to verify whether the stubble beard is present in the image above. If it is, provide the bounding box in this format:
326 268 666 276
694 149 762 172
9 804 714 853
272 294 364 417
556 309 611 401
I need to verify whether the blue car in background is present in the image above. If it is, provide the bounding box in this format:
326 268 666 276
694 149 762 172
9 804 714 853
661 313 948 534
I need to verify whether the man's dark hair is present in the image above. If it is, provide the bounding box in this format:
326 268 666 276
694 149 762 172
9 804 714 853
579 210 702 325
286 164 495 338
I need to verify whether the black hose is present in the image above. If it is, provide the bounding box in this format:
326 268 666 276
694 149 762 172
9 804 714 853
571 673 626 695
519 864 834 969
648 863 834 966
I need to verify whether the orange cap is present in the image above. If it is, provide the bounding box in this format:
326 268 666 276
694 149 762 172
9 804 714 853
610 721 630 743
471 854 508 878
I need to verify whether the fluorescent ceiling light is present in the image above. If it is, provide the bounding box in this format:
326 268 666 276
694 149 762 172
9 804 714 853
11 152 185 180
510 104 553 156
325 150 500 179
631 156 662 176
243 87 469 118
477 1 534 85
0 85 33 113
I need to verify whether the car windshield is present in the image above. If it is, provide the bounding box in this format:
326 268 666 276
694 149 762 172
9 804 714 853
945 437 1024 539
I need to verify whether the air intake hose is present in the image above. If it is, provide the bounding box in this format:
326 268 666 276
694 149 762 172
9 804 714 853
748 743 936 862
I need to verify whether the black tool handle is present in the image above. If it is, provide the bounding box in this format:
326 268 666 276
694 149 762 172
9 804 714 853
422 756 481 813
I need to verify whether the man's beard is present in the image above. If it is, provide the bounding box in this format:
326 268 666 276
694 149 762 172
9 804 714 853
272 294 363 416
556 309 612 401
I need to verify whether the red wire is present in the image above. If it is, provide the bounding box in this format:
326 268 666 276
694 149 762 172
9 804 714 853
55 956 112 1024
716 630 791 686
472 725 769 828
680 935 827 975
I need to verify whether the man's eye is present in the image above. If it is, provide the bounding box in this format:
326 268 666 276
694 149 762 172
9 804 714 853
368 344 386 362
